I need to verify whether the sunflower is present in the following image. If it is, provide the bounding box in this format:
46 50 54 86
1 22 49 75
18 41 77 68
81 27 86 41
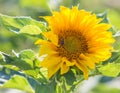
36 6 115 79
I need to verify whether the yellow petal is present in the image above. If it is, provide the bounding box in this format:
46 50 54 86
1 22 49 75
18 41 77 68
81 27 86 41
62 57 75 66
60 62 70 75
39 45 57 56
79 54 95 69
94 23 111 30
75 60 89 80
35 39 57 56
93 51 112 62
60 6 70 15
35 39 50 45
40 54 61 78
43 31 58 46
60 58 76 75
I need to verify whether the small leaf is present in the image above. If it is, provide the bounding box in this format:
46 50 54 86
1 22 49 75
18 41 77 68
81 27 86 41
98 63 120 77
113 31 120 50
18 49 38 70
19 49 36 60
20 25 42 35
1 52 14 64
97 11 109 23
2 75 34 93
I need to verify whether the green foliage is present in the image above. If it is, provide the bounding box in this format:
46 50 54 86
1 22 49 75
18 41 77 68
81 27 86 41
113 31 120 50
0 50 43 80
1 75 34 93
35 80 56 93
63 70 76 85
98 63 120 77
0 14 46 35
0 50 77 93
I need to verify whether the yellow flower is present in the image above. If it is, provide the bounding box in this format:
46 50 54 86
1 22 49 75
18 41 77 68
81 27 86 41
36 6 115 79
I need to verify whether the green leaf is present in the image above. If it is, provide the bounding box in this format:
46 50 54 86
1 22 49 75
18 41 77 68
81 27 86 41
63 70 76 85
56 77 67 93
1 52 32 70
35 80 56 93
1 52 14 64
0 53 20 71
55 70 77 93
1 50 38 70
0 50 48 81
19 49 36 61
2 75 34 93
113 31 120 50
98 63 120 77
97 11 109 23
0 67 41 90
0 14 46 35
19 25 42 35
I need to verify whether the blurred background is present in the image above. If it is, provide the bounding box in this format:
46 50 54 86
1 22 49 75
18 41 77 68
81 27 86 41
0 0 120 93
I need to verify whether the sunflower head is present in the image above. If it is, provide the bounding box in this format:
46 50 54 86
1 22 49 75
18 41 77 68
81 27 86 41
36 6 115 79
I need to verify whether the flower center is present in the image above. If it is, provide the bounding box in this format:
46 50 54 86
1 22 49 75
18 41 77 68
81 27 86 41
64 36 81 53
58 31 88 59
